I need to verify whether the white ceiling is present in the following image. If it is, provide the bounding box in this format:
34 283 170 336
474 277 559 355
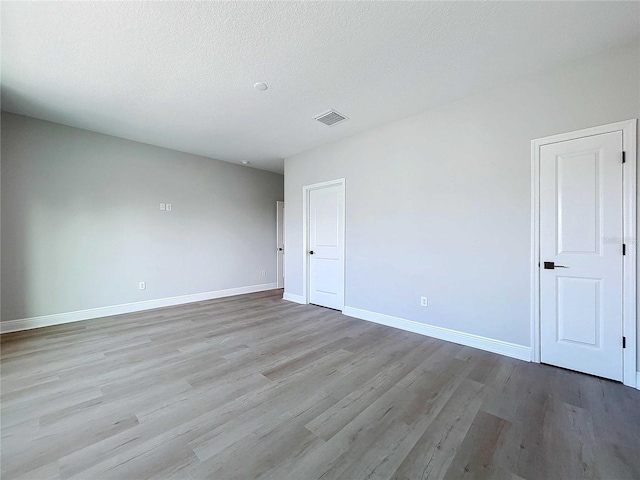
2 2 638 174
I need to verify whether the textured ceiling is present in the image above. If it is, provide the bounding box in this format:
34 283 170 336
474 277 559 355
2 2 639 173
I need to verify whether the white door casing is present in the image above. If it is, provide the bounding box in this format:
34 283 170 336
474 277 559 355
303 179 345 310
531 119 637 387
276 201 285 289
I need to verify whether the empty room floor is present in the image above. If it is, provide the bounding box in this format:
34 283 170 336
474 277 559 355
1 289 639 480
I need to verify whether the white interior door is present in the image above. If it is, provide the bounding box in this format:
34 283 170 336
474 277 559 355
276 201 285 289
539 131 623 381
308 184 344 310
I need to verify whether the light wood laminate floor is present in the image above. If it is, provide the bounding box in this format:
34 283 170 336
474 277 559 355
1 289 639 480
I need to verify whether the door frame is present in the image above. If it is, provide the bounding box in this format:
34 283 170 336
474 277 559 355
302 178 346 309
530 119 637 387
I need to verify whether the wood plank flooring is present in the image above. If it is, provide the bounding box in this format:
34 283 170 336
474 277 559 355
1 289 639 479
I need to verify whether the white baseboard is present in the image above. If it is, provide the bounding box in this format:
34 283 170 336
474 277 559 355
0 283 278 334
282 292 306 305
342 306 532 362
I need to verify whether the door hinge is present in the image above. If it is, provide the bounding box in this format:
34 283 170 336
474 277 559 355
622 244 626 255
623 336 626 348
622 151 626 163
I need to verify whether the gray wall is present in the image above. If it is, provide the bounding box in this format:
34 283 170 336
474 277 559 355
1 113 284 321
284 41 640 360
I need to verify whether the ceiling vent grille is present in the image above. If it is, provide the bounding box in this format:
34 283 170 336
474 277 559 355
314 109 348 126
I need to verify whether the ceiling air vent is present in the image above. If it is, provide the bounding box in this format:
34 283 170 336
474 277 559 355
314 109 348 126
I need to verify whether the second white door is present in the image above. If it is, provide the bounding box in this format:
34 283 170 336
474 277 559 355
539 131 624 381
276 201 285 289
308 184 344 310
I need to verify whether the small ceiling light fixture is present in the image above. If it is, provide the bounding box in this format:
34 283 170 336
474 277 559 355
254 82 268 91
242 160 250 165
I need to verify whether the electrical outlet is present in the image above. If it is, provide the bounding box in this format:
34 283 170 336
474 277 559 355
139 281 146 290
160 203 165 211
166 203 172 211
420 296 428 307
261 269 266 277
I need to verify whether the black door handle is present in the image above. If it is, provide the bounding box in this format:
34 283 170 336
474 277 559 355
278 248 283 251
544 261 569 269
309 251 314 255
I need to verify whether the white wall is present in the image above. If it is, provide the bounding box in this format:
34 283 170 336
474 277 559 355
1 113 284 322
284 41 640 364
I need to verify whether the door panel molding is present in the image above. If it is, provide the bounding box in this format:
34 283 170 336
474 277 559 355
302 178 346 309
531 119 637 388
